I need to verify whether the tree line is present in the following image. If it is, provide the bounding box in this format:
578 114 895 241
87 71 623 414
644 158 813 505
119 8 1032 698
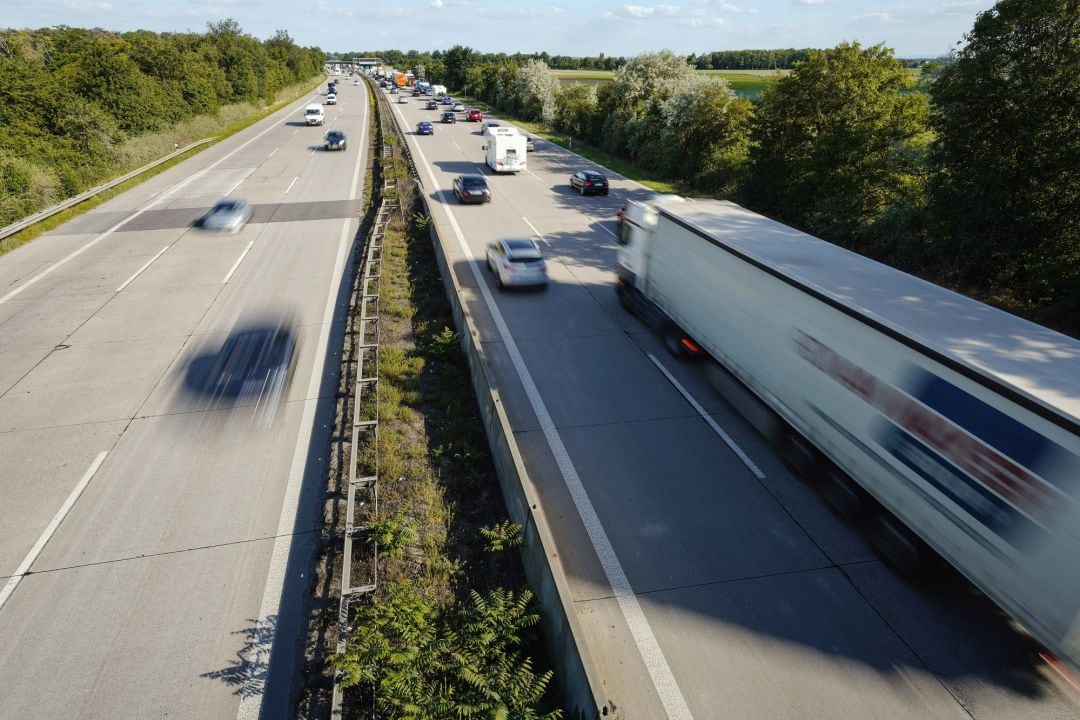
0 22 324 227
358 0 1078 335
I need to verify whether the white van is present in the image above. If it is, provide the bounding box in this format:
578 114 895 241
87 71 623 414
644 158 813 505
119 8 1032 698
305 104 325 126
483 128 527 173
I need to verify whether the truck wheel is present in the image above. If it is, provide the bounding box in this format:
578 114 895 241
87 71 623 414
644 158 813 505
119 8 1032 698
867 513 927 577
617 284 637 315
664 325 700 359
818 468 867 526
779 431 819 480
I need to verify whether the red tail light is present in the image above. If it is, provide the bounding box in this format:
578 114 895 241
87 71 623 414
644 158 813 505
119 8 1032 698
681 338 701 354
585 181 592 186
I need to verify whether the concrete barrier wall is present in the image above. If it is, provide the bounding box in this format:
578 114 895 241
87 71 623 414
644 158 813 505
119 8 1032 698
417 200 604 719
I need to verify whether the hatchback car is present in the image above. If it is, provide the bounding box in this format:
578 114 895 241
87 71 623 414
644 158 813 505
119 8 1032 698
397 94 409 104
426 99 439 110
416 121 434 136
570 171 609 196
526 137 536 152
452 102 465 112
441 111 457 124
467 109 483 122
324 130 347 151
453 174 491 204
441 96 453 105
486 238 548 288
201 198 253 232
326 93 337 105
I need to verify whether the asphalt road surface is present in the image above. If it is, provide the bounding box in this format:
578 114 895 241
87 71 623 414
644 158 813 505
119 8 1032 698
0 80 368 719
387 88 1080 720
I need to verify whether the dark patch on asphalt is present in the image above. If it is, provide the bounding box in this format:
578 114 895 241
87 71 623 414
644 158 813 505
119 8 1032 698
57 200 364 234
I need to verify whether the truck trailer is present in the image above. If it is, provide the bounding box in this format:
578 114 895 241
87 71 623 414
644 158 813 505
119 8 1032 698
483 128 527 173
616 197 1080 670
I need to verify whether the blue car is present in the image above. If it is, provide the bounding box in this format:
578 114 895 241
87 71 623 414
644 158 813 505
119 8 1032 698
440 96 453 105
416 121 434 136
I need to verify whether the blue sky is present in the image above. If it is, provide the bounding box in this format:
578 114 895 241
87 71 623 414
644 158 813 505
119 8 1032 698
5 0 994 57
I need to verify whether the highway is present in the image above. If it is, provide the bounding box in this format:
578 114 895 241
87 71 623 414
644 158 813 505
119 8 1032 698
0 80 368 718
387 88 1080 719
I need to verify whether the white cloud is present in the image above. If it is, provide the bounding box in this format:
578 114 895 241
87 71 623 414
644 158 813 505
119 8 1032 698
430 0 444 7
793 0 826 5
64 0 112 9
859 11 894 22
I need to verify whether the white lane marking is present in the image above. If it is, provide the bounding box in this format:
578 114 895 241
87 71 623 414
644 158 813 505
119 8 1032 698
451 141 462 151
224 177 246 196
0 94 313 307
222 240 255 284
0 451 108 612
286 177 298 194
235 80 370 720
595 222 617 238
399 101 694 720
267 147 278 158
648 353 766 479
291 129 299 137
115 246 169 293
521 216 548 245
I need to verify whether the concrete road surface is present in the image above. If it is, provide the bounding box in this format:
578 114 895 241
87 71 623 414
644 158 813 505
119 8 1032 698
0 81 368 718
387 91 1080 719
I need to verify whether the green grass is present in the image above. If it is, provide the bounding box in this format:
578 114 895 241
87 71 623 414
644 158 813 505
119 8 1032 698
0 75 325 258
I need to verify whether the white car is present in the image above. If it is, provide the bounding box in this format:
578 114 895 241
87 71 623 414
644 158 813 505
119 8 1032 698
397 94 409 104
452 102 465 112
201 198 253 233
486 238 548 288
326 93 337 105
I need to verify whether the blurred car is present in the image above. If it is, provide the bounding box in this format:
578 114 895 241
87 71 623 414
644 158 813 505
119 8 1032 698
389 86 397 94
526 136 536 152
453 174 491 204
324 130 347 151
379 80 387 88
467 109 483 122
397 94 409 104
486 238 548 288
201 198 253 232
426 99 439 110
326 93 337 105
441 96 453 105
452 102 465 112
203 320 298 404
416 121 434 135
441 111 457 124
570 170 609 196
482 121 501 135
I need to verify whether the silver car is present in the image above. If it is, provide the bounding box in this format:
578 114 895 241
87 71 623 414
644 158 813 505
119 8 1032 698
201 199 253 233
486 238 548 288
452 102 465 112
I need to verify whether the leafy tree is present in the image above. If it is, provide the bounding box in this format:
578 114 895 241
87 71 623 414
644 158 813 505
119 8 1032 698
443 44 476 91
929 0 1080 328
515 59 558 124
553 83 598 140
745 42 931 247
661 81 753 195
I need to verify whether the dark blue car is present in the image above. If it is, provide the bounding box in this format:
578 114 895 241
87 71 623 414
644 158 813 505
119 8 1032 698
416 121 434 136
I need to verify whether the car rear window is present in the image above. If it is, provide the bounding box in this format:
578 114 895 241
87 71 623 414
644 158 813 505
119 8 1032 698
586 173 607 181
462 177 487 189
505 239 535 251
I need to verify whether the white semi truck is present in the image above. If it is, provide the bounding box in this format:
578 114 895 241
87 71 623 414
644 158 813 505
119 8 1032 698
616 197 1080 670
483 127 527 173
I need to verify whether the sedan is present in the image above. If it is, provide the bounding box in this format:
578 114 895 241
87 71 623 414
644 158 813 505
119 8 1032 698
201 198 253 232
441 96 453 105
570 170 609 196
486 238 548 288
467 109 483 122
426 100 439 110
453 174 491 204
416 121 435 136
324 130 347 151
526 136 536 152
441 111 457 124
452 102 465 112
397 94 409 104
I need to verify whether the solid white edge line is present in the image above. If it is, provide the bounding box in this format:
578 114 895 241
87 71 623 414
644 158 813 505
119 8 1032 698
234 80 370 720
222 240 255 284
286 177 298 195
0 451 108 612
394 100 694 720
647 353 766 480
0 91 316 307
115 246 169 293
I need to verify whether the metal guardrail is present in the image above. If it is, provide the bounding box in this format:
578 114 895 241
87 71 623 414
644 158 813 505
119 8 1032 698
330 191 391 718
0 138 215 242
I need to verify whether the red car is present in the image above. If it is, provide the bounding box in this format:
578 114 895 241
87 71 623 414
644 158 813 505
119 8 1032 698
467 109 483 122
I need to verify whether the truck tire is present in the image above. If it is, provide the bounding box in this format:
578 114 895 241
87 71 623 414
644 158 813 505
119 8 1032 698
818 467 868 526
617 283 637 315
779 431 819 480
867 512 927 577
664 325 701 359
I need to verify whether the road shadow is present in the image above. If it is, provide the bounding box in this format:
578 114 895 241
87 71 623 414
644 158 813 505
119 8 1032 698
202 615 279 698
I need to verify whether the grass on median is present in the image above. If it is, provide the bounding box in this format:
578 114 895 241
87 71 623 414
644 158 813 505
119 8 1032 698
0 75 325 258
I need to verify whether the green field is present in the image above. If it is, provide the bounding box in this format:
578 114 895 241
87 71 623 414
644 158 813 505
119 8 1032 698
552 68 783 98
